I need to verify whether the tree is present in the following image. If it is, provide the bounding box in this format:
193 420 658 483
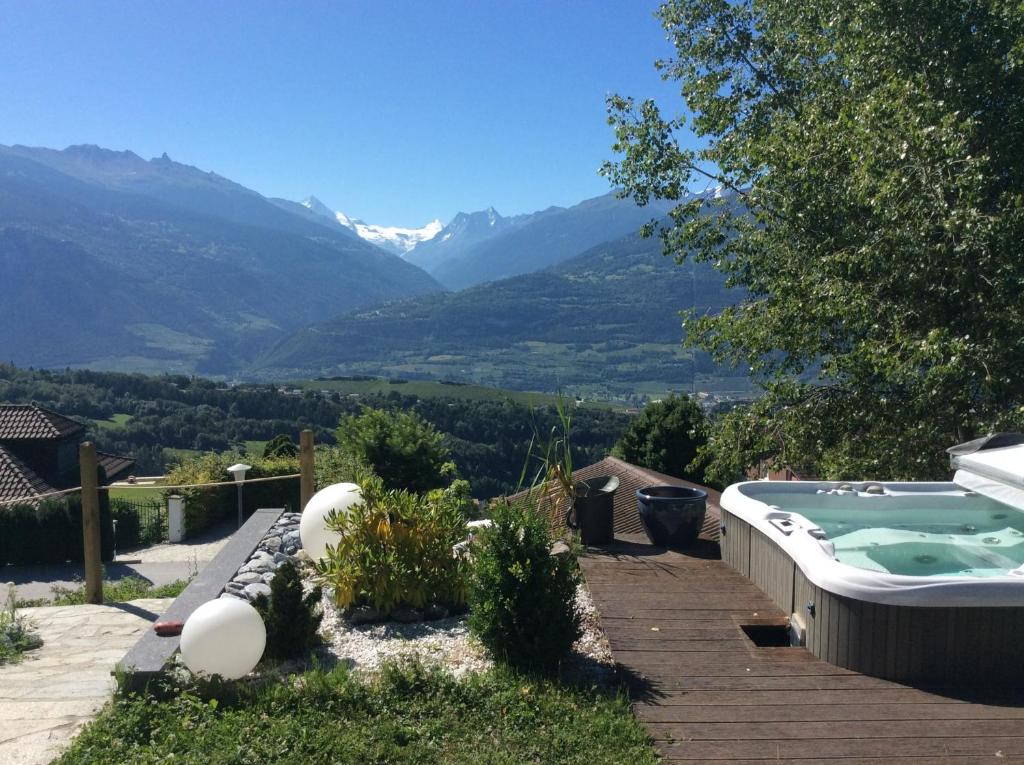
613 394 708 481
336 407 454 493
603 0 1024 484
262 433 299 458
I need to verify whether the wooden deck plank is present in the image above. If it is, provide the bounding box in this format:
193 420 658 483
636 702 1024 722
659 758 1017 765
644 689 1024 706
582 535 1024 764
655 737 1024 760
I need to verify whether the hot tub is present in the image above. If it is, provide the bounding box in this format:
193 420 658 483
719 439 1024 685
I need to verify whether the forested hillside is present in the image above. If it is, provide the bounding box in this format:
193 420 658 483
0 365 629 498
255 229 749 398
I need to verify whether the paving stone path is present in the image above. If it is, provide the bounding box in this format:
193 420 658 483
0 598 172 765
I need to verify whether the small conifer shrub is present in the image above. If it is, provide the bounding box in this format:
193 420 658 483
254 562 322 660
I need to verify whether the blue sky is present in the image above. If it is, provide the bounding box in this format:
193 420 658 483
0 1 692 226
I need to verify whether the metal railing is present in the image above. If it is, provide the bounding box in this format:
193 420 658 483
110 496 167 549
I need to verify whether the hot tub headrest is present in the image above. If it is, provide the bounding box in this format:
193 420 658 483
947 432 1024 457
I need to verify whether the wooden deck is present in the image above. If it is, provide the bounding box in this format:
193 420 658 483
581 534 1024 764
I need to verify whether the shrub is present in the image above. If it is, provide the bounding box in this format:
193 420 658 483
253 561 322 660
316 476 472 613
314 445 369 491
336 407 454 493
468 499 581 671
0 494 114 566
0 584 42 664
165 451 300 536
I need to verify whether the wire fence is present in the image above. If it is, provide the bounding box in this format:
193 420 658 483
110 496 166 548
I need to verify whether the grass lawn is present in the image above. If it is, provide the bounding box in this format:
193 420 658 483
107 485 166 503
17 576 192 608
16 576 190 608
57 663 657 765
243 439 269 456
90 412 133 431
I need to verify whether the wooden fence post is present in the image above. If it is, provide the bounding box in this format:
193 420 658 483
79 442 103 605
300 429 315 511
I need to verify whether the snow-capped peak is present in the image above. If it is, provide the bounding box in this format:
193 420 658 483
299 195 441 255
335 211 442 255
301 195 337 222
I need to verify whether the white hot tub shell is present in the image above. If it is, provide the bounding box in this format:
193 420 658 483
718 441 1024 684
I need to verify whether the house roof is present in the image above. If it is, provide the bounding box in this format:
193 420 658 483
505 455 722 540
0 404 84 440
0 444 57 502
97 451 136 482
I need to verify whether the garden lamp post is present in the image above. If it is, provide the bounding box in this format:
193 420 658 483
227 463 251 529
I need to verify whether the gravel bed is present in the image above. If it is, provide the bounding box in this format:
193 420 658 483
318 595 491 677
211 509 616 683
314 581 616 683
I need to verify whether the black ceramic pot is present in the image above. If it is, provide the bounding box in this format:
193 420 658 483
567 475 619 546
636 485 707 548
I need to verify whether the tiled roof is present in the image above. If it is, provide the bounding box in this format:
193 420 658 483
97 451 136 482
0 444 56 502
506 455 722 540
0 404 84 440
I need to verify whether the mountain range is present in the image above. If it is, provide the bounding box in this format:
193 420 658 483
292 192 677 291
1 142 745 396
0 144 438 373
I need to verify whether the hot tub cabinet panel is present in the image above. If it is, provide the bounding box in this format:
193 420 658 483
721 505 1024 685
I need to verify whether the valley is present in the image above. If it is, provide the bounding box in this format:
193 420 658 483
253 229 751 400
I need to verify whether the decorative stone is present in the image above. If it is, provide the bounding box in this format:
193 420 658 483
550 541 571 558
424 603 449 621
240 560 275 574
233 572 262 585
243 583 272 600
261 536 282 552
390 606 423 624
224 581 246 592
219 592 244 600
261 572 275 584
345 605 385 625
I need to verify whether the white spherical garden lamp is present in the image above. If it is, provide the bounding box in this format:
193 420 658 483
180 598 266 679
299 482 362 563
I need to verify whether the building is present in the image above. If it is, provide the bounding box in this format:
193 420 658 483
0 404 134 503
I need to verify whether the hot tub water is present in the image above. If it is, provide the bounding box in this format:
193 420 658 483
757 492 1024 577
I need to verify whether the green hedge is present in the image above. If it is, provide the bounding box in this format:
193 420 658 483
0 494 114 566
164 452 301 537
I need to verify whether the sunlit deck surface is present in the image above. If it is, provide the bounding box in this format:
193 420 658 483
580 477 1024 763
